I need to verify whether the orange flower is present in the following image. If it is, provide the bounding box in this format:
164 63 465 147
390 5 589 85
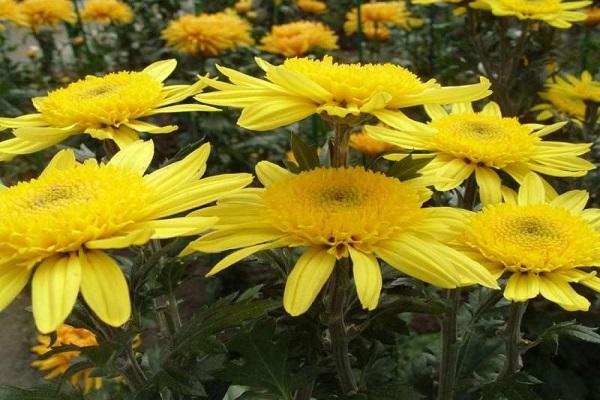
260 21 338 57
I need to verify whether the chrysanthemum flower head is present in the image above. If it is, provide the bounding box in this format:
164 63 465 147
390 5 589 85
195 56 491 131
234 0 253 14
0 0 23 30
0 140 252 333
0 59 216 160
469 0 591 28
81 0 134 25
350 128 396 156
32 324 102 393
459 173 600 311
296 0 328 14
182 162 498 316
367 100 594 205
344 1 424 39
161 12 253 57
533 71 600 123
260 21 338 57
18 0 76 32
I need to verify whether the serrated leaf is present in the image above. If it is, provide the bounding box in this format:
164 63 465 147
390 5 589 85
540 321 600 344
220 321 293 400
290 133 320 171
385 154 432 180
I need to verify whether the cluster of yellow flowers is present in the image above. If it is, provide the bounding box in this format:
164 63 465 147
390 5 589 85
344 1 424 40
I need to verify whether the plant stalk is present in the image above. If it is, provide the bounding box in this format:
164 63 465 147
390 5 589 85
437 288 461 400
498 301 528 380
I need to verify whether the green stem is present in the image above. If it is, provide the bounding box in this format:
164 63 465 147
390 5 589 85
326 259 357 395
583 100 599 142
355 0 364 63
580 26 591 72
437 289 461 400
331 122 351 168
32 30 54 76
498 302 528 380
166 291 183 333
124 344 148 391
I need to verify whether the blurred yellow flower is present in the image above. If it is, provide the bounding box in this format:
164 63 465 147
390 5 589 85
195 56 491 131
470 0 591 28
0 141 252 333
81 0 133 24
0 59 215 159
0 0 23 30
584 7 600 25
161 12 253 57
260 21 338 57
533 71 600 123
296 0 328 14
18 0 76 32
182 162 498 315
32 324 102 393
234 0 253 14
458 173 600 311
344 1 424 40
350 129 396 156
367 101 594 205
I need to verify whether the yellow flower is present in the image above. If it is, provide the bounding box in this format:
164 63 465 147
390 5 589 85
350 129 396 156
18 0 76 32
195 56 491 131
533 71 600 123
0 0 23 30
181 162 498 316
585 7 600 25
367 101 594 205
80 0 134 25
459 173 600 311
296 0 328 14
0 59 215 160
0 140 252 333
31 324 102 393
344 1 424 40
260 21 338 57
161 12 253 57
234 0 253 14
469 0 591 28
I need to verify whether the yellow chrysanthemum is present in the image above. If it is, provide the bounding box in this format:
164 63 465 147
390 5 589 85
161 12 253 57
195 56 491 131
18 0 76 32
0 141 252 333
181 162 498 316
0 0 23 30
296 0 328 14
234 0 253 14
350 129 396 156
260 21 338 57
469 0 591 28
80 0 133 24
0 59 215 160
367 101 594 205
344 1 424 40
533 71 600 123
458 173 600 311
32 324 102 393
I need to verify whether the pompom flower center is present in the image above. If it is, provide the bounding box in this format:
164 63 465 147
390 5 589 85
262 167 426 257
36 72 164 128
430 114 538 167
465 204 599 273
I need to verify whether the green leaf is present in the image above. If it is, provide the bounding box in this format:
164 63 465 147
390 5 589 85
385 154 432 180
482 373 542 400
290 133 320 171
0 383 84 400
540 320 600 344
219 321 293 400
367 382 425 400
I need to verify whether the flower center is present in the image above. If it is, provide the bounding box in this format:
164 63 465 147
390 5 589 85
262 167 427 257
36 71 164 128
280 57 426 109
430 114 538 168
0 163 156 262
465 204 599 273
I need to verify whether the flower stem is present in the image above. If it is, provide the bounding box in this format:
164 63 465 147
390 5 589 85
437 288 461 400
326 259 358 395
124 343 148 391
498 301 528 380
331 122 351 168
583 100 599 142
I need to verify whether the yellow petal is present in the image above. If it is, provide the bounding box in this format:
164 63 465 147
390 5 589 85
110 126 139 149
424 104 448 120
237 99 316 131
206 239 288 277
108 140 154 175
480 101 502 117
40 149 77 177
142 59 177 83
539 273 589 311
181 227 284 254
549 190 588 214
79 250 131 327
348 247 381 311
475 167 502 205
360 92 393 113
255 161 294 187
133 217 218 239
32 254 81 334
0 262 32 311
503 272 539 302
283 247 336 316
517 173 546 205
124 121 178 134
145 104 219 115
85 229 154 249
